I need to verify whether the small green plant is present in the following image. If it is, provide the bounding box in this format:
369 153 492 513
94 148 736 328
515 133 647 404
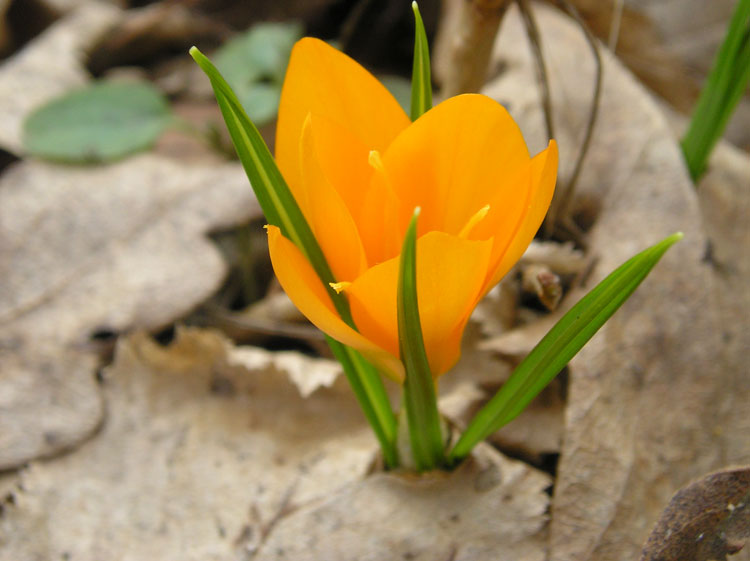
681 0 750 181
191 2 682 471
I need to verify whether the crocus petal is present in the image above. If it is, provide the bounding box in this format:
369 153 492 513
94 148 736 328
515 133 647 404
299 115 368 282
483 140 558 292
276 38 410 198
382 94 530 237
306 113 376 227
266 225 404 381
346 232 493 377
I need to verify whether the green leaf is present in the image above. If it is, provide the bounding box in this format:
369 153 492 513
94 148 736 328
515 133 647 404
681 0 750 181
327 338 398 468
214 22 302 126
190 46 398 465
398 208 445 471
191 46 337 309
410 1 432 121
23 82 172 164
215 21 303 85
240 83 283 126
449 232 684 463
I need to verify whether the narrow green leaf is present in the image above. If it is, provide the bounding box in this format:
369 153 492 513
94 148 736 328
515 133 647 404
23 81 171 164
681 0 750 181
449 232 684 462
398 208 445 471
214 21 302 126
190 47 398 464
410 1 432 121
328 338 398 468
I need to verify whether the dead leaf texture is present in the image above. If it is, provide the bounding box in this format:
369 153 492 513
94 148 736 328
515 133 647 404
0 155 261 469
481 4 750 560
640 466 750 561
0 328 552 561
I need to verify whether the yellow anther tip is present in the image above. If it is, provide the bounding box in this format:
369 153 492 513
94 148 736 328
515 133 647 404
329 281 352 294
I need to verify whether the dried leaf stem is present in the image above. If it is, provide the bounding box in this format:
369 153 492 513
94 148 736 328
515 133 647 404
543 0 602 239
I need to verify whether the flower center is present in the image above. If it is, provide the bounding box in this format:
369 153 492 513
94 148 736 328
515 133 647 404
458 205 491 239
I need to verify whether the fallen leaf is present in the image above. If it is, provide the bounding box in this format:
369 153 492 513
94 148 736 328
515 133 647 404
640 466 750 561
0 155 260 469
697 142 750 469
0 328 552 560
481 5 750 560
228 345 341 398
23 81 172 163
252 441 551 561
0 329 375 560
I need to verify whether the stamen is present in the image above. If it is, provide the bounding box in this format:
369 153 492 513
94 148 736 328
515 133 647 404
329 281 352 294
459 205 491 239
368 150 385 173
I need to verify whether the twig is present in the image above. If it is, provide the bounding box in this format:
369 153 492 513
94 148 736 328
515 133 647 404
543 0 602 239
516 0 555 141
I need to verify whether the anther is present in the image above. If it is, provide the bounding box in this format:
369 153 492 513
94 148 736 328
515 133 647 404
459 205 491 239
329 281 352 294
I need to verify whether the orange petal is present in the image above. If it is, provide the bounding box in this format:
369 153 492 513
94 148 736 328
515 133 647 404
346 232 493 377
306 113 375 227
382 94 531 237
356 152 405 266
266 225 404 381
299 115 368 282
276 38 410 200
484 140 558 291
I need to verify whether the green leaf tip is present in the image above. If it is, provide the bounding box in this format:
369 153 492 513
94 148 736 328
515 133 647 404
410 0 432 121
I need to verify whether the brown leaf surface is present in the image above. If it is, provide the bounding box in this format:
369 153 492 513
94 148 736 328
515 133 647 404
0 155 260 469
253 443 551 561
0 328 552 561
482 5 750 560
640 466 750 561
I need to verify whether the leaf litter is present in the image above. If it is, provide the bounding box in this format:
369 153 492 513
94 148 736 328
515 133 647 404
0 0 748 559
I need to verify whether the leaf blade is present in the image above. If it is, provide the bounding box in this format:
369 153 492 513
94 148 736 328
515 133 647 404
398 209 445 471
23 81 171 164
410 2 433 121
449 232 684 462
191 46 399 465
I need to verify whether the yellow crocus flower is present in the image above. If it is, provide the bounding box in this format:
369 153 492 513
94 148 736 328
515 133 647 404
266 38 558 382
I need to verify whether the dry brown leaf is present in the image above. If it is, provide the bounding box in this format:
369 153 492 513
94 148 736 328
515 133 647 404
640 466 750 561
0 2 122 155
0 329 375 560
565 0 749 149
253 442 551 561
697 142 750 470
521 240 587 275
0 155 260 469
227 345 341 398
0 328 552 560
481 5 750 560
